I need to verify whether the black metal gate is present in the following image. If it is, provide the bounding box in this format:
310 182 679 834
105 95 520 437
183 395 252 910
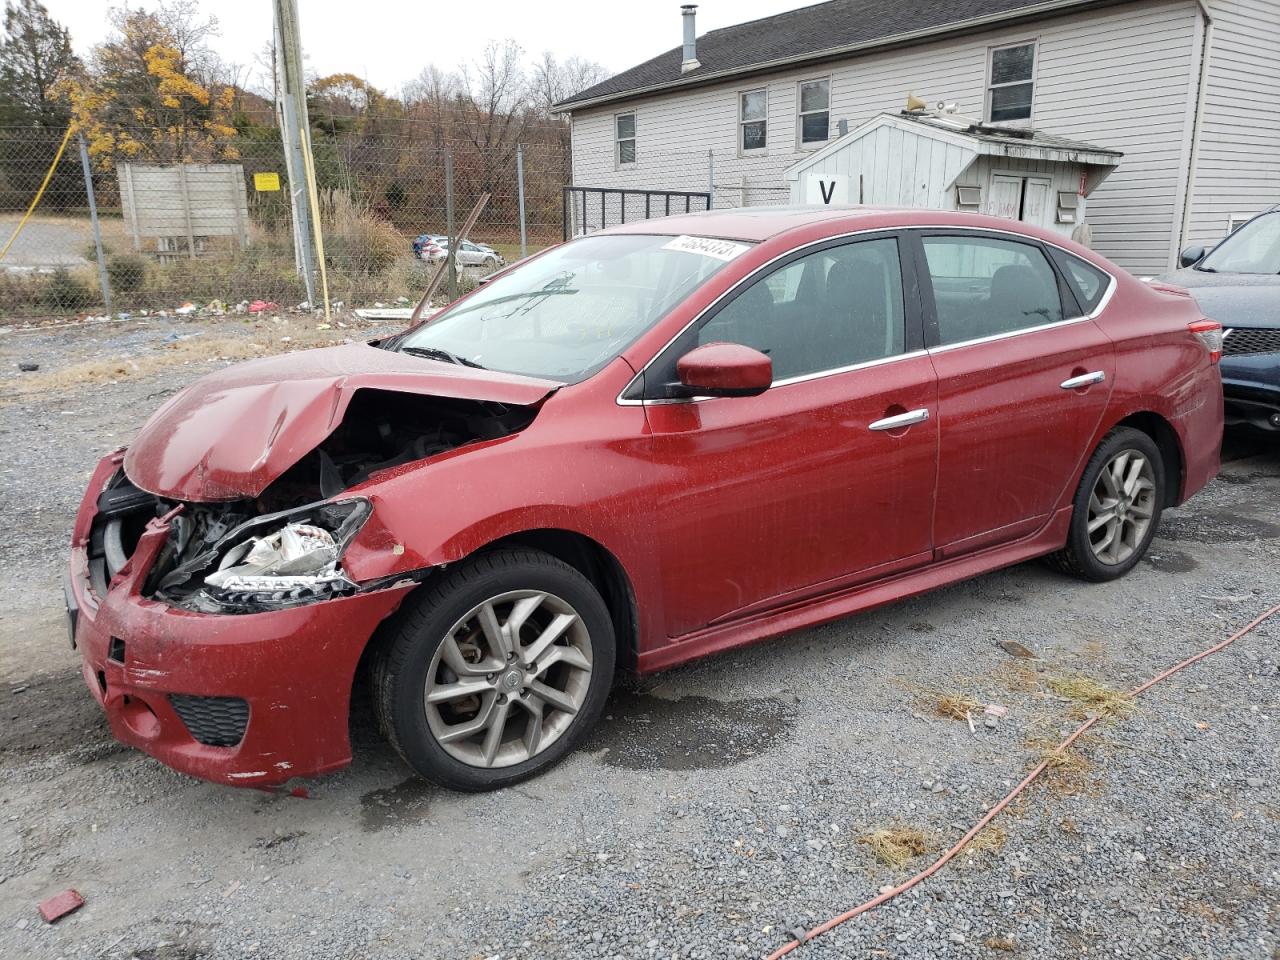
562 186 712 240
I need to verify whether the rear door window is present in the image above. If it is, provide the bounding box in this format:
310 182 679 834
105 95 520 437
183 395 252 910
1049 248 1111 315
922 235 1064 345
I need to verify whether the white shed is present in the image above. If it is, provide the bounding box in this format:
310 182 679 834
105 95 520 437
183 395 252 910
785 111 1122 241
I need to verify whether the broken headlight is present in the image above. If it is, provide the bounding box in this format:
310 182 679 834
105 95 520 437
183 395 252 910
156 498 371 611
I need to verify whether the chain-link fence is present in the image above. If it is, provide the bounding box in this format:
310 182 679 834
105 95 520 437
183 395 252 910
0 120 571 318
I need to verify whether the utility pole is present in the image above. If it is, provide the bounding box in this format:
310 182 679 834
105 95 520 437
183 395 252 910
273 0 317 307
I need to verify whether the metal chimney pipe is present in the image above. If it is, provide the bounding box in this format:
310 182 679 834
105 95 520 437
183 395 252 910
681 5 700 73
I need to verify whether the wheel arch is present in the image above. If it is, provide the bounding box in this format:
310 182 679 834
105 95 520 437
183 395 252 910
476 528 641 675
1113 410 1185 507
352 528 641 723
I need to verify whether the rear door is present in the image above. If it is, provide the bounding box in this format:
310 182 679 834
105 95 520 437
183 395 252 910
909 230 1115 557
640 233 939 636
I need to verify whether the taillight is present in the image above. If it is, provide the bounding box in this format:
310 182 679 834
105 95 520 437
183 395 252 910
1188 319 1222 363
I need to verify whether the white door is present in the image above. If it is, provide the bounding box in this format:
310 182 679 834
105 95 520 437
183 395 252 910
1021 178 1053 228
988 175 1023 220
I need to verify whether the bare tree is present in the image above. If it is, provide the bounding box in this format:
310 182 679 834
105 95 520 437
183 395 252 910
530 51 610 116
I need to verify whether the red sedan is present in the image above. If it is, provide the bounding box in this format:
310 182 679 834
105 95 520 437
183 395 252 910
67 207 1223 791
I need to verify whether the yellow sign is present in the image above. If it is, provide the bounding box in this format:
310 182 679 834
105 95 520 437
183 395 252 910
254 172 281 192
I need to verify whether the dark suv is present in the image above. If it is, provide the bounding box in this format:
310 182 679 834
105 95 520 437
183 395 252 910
1163 208 1280 433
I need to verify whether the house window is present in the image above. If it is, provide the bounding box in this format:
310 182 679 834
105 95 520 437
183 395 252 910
798 78 830 146
615 112 636 165
740 88 767 152
988 42 1035 123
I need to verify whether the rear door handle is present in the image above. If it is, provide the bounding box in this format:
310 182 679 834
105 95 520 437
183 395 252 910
869 408 930 431
1060 371 1106 390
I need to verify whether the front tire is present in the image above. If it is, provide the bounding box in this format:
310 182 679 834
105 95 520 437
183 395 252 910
1049 427 1165 582
372 548 615 791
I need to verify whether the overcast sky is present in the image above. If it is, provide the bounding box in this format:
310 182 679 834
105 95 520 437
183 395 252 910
38 0 822 94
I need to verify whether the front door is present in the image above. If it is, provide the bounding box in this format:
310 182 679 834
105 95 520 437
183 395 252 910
913 230 1114 556
642 235 939 637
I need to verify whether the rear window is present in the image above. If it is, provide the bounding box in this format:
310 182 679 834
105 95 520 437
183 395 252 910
1050 248 1110 315
921 235 1064 345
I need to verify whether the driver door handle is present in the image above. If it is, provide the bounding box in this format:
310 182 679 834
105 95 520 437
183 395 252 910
869 408 930 431
1060 371 1106 390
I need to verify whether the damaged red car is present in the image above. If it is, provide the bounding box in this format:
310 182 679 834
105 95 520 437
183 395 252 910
67 207 1223 791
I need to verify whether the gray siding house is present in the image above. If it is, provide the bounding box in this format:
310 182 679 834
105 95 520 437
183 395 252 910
553 0 1280 275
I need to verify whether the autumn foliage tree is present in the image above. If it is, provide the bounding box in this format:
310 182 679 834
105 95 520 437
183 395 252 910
55 1 238 166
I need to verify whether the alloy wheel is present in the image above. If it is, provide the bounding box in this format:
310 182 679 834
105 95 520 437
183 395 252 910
1087 449 1156 565
423 590 593 768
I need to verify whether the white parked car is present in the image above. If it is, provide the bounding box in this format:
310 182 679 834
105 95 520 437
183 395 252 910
417 235 505 269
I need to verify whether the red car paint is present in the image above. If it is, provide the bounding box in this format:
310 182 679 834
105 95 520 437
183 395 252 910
69 207 1222 787
124 342 558 501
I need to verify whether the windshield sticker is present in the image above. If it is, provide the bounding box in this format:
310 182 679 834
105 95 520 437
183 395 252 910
661 235 751 261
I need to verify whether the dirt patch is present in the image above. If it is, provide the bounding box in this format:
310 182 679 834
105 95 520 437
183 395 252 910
591 692 793 771
1158 511 1280 544
1 326 347 399
1142 549 1199 573
359 776 434 833
0 668 111 761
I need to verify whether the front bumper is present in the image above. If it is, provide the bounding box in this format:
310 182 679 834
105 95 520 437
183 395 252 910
1221 354 1280 432
68 453 411 787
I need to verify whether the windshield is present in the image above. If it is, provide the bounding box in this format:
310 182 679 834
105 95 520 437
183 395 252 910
394 233 749 381
1199 212 1280 274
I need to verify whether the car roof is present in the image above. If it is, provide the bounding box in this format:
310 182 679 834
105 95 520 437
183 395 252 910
600 205 1073 246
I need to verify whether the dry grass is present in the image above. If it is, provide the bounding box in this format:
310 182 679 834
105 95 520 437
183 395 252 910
1 324 348 400
932 691 984 722
994 662 1042 695
1045 674 1134 720
965 825 1008 856
1026 736 1095 795
858 825 932 867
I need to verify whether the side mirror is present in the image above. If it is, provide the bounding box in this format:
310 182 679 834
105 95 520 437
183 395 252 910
673 342 772 398
1179 245 1206 268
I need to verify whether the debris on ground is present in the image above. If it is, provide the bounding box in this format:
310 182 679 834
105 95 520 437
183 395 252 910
858 825 932 867
997 639 1038 659
933 691 983 722
38 888 85 923
1045 674 1134 719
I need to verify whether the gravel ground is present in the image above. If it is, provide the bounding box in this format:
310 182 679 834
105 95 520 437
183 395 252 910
0 316 1277 960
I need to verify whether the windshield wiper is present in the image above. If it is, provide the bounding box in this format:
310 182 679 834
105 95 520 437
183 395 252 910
401 345 486 369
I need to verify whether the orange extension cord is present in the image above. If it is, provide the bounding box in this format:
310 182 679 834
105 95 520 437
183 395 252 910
766 601 1280 959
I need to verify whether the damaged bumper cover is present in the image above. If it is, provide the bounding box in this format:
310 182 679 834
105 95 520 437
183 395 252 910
68 452 414 787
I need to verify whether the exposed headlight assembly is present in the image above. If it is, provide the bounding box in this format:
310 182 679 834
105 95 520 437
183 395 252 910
156 498 371 611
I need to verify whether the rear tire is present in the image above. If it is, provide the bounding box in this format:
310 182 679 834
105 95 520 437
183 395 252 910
1048 427 1165 582
372 548 615 791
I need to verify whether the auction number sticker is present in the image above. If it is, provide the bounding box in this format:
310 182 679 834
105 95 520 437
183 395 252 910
662 235 751 261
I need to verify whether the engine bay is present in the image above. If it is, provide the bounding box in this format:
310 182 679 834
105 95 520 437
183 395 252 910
89 390 538 613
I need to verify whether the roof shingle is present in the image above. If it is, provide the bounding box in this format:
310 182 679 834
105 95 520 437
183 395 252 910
555 0 1111 110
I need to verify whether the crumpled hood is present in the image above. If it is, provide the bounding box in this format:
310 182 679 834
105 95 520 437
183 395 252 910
1156 268 1280 328
124 341 558 501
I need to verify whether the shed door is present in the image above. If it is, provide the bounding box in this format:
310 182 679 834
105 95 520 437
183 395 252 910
988 175 1055 228
1022 178 1053 228
989 175 1023 220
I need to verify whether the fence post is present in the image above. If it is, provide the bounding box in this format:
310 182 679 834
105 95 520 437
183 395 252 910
444 150 457 300
516 144 528 259
78 133 112 315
